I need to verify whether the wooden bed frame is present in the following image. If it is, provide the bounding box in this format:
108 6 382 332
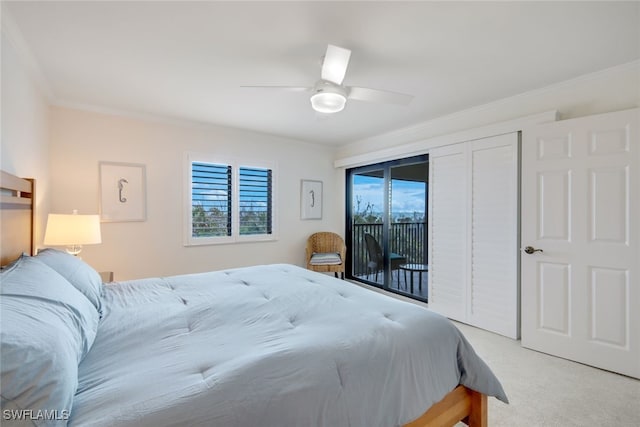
0 170 488 427
1 170 35 265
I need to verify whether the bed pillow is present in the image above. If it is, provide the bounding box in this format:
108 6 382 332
36 248 104 317
0 255 100 419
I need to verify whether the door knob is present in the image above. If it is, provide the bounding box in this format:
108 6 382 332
523 246 543 255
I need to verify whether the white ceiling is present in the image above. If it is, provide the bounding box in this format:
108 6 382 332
5 1 639 146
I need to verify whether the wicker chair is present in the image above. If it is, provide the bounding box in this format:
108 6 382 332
305 232 346 279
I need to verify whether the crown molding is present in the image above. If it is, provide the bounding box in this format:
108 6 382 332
51 99 330 150
1 5 54 100
334 110 558 169
339 60 640 152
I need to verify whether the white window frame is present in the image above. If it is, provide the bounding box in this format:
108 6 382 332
184 152 277 246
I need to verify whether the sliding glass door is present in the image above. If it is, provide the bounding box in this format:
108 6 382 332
346 155 429 301
350 166 386 286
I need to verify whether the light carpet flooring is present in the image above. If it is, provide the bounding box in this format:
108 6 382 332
454 321 640 427
355 283 640 426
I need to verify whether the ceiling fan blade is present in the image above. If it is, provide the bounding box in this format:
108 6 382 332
348 86 414 105
240 86 310 92
321 44 351 85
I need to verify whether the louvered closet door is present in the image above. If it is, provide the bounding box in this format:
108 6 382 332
428 143 467 321
429 133 519 339
468 133 519 339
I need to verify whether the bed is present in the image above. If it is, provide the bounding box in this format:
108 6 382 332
0 171 507 427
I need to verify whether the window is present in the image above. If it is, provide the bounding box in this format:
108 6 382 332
192 162 232 237
185 154 276 245
239 167 272 236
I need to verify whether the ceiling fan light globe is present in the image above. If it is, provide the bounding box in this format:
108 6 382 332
310 92 346 114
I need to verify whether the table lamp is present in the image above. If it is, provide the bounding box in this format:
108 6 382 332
44 210 102 256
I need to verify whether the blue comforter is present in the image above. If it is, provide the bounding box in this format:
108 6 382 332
71 264 507 426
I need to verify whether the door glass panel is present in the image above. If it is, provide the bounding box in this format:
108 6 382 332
348 155 429 301
390 162 429 298
352 169 385 285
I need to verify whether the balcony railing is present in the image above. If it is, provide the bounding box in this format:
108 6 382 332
351 222 427 278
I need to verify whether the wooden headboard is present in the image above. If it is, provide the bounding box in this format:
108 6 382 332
0 170 35 266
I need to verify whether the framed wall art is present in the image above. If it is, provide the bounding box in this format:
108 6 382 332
300 179 322 220
99 162 147 222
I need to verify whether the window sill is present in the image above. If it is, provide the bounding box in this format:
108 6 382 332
184 235 278 247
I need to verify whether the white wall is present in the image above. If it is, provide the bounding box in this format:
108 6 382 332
0 31 50 245
49 107 342 280
336 62 640 163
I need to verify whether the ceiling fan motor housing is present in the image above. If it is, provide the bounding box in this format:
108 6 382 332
313 80 347 96
310 80 348 113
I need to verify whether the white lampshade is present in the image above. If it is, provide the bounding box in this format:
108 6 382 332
310 91 347 114
44 211 102 255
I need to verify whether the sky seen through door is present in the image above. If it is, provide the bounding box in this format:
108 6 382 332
353 175 426 222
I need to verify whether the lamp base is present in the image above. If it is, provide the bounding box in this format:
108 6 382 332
65 245 83 257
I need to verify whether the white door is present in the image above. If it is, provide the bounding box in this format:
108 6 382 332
468 134 519 339
429 142 467 321
521 108 640 379
429 133 519 339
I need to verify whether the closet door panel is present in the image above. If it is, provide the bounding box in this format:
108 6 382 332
469 133 520 338
428 143 467 321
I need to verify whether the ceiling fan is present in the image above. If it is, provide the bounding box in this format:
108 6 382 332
242 44 413 114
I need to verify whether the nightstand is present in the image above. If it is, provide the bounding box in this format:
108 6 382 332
99 271 114 283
